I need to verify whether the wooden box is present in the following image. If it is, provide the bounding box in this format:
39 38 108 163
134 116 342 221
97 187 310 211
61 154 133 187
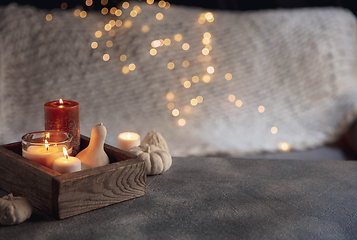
0 135 146 219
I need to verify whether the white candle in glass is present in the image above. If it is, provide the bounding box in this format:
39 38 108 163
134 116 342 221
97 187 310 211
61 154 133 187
117 132 141 151
53 148 81 174
22 140 64 169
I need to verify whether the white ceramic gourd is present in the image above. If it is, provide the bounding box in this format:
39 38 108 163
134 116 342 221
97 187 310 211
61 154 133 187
129 144 172 175
76 123 110 169
141 129 169 153
0 194 32 225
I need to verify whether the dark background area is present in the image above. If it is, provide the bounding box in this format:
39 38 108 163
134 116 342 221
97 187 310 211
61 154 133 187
0 0 357 16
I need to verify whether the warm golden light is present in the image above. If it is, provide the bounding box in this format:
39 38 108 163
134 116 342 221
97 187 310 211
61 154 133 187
203 32 211 39
182 43 190 50
61 3 68 9
192 76 199 83
207 66 214 74
205 12 213 20
150 48 157 56
167 62 175 70
271 127 278 134
164 38 171 46
95 30 102 38
164 2 171 9
228 94 236 102
44 139 49 151
103 54 110 61
204 55 212 62
225 73 232 81
110 7 117 15
235 100 243 107
120 54 127 61
122 66 130 74
101 0 108 5
109 20 116 27
158 0 166 8
104 24 112 31
202 38 210 45
172 109 180 117
133 5 142 14
91 42 98 49
116 20 122 27
167 102 175 109
198 16 205 24
129 63 136 71
202 48 210 55
183 81 191 88
109 30 115 36
80 11 87 18
190 98 198 106
74 9 81 17
205 44 212 51
62 147 69 159
258 105 265 113
115 9 122 16
142 25 150 32
147 0 154 4
174 34 183 42
202 74 211 83
105 40 113 47
119 132 140 140
124 20 132 28
122 2 130 9
279 142 291 151
130 10 138 17
156 13 164 20
45 132 50 139
196 96 203 103
101 8 108 15
59 99 63 104
182 60 190 68
178 118 186 127
166 92 175 100
46 14 52 21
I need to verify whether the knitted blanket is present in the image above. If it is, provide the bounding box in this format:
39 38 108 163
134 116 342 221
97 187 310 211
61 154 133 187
1 2 357 156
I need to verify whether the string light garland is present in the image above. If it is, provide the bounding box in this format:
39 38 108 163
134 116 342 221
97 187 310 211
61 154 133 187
51 0 285 150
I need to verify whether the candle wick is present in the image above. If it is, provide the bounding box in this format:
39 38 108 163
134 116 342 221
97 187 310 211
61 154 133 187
66 155 69 160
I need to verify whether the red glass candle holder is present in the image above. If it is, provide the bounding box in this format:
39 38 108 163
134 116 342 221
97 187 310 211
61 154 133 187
44 100 80 155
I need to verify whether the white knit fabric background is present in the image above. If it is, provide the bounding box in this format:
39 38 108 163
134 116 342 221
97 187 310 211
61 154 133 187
1 2 357 156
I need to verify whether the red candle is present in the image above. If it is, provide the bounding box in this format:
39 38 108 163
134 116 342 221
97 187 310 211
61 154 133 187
44 99 80 155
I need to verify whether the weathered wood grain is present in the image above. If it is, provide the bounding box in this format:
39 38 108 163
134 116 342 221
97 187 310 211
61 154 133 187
0 136 146 219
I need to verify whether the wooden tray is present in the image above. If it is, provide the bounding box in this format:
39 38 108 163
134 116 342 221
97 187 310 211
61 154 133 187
0 135 146 219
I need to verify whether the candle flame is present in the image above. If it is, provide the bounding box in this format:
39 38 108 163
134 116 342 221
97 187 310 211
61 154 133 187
59 99 64 108
45 139 49 151
62 147 69 160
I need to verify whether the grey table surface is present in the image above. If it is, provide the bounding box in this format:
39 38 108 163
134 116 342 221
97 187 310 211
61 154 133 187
1 156 357 240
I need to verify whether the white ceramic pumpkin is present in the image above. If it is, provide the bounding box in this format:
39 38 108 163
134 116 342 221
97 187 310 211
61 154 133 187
141 129 170 153
129 144 172 175
0 194 32 225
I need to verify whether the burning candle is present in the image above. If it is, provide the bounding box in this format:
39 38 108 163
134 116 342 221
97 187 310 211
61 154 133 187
117 132 141 151
21 131 72 169
53 148 81 174
45 99 80 155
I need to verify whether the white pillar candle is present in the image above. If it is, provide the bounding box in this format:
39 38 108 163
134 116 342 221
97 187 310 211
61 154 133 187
53 148 81 174
22 141 65 169
117 132 141 151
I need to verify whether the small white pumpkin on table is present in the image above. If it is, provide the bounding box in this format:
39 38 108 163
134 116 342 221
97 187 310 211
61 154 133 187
129 130 172 175
0 194 32 225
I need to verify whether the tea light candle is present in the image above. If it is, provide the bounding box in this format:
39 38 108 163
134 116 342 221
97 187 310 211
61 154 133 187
22 131 73 169
117 132 141 151
53 148 81 174
45 99 80 155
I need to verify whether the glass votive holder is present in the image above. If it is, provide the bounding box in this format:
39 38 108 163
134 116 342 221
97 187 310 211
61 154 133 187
21 131 73 169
